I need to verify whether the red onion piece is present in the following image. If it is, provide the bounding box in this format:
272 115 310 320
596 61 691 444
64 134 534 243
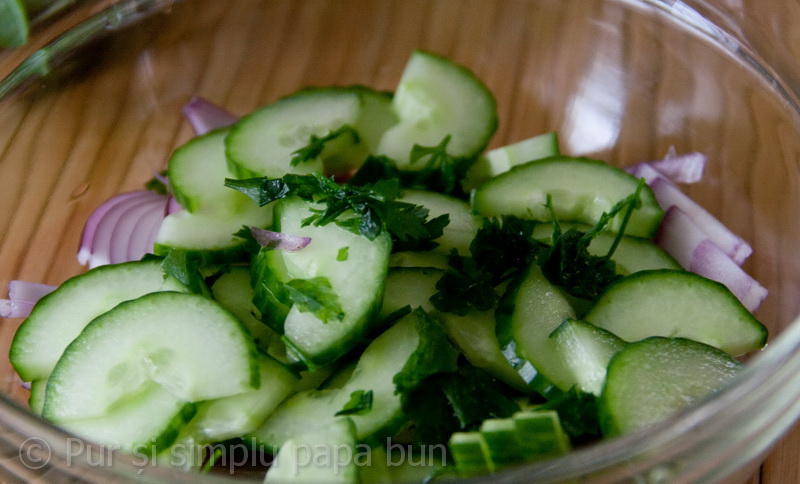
690 239 768 312
650 150 706 184
79 190 170 268
650 177 752 265
0 281 56 318
655 206 767 312
249 227 311 251
625 162 665 185
78 191 145 265
182 96 238 135
165 195 183 215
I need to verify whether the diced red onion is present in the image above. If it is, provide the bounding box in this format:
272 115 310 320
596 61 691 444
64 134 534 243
79 190 170 268
165 195 183 215
0 281 56 318
690 239 768 312
625 162 665 185
650 149 706 184
655 206 767 312
249 227 311 251
650 177 752 265
182 96 238 135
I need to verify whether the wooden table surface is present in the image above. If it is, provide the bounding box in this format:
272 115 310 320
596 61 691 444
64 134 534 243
1 1 800 482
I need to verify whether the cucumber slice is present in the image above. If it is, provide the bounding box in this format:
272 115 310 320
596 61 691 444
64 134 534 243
377 50 497 167
462 132 560 192
210 266 277 353
512 410 571 459
167 128 253 214
449 432 492 476
599 337 742 436
532 223 681 275
251 312 420 447
226 87 396 179
378 266 440 319
43 292 258 422
153 202 272 264
549 319 627 395
57 382 195 453
398 189 481 256
264 417 359 484
182 353 298 443
496 264 577 391
28 378 46 415
10 260 187 382
480 418 524 467
471 156 664 238
252 197 391 368
584 269 768 356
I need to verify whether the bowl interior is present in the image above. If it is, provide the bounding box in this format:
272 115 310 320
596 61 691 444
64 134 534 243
1 0 799 481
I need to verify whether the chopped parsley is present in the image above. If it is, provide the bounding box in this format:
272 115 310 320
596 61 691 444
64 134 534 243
335 390 374 416
283 277 344 323
337 246 349 261
290 125 360 167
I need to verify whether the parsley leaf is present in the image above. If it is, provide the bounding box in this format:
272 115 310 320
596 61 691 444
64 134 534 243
347 155 401 187
539 387 601 443
407 135 474 196
393 309 460 394
160 249 208 296
145 170 169 195
283 277 345 323
538 180 644 300
290 125 360 167
335 390 374 416
430 252 498 316
225 172 449 249
337 246 349 261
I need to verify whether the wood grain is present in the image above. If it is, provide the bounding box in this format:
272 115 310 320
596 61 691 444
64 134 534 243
1 0 800 482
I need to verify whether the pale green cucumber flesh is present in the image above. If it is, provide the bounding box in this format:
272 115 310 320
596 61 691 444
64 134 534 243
153 203 272 264
398 189 481 256
264 417 359 483
496 264 577 391
599 337 742 436
549 319 627 395
251 312 420 447
257 198 391 368
585 269 768 356
182 353 298 443
210 266 277 353
56 382 195 453
471 156 664 238
377 50 497 166
462 131 560 192
10 260 187 382
43 292 258 422
388 251 450 270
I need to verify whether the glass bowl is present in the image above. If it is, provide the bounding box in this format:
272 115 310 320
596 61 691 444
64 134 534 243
1 0 799 482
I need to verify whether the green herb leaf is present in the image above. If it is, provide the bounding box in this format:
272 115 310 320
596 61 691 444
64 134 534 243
337 246 349 261
284 277 345 323
160 249 208 296
226 172 449 249
347 155 400 187
393 309 460 394
335 390 373 416
539 387 600 443
407 135 475 196
144 170 169 195
290 125 359 167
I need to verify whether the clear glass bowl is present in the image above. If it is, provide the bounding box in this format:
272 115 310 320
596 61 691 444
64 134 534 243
1 0 799 482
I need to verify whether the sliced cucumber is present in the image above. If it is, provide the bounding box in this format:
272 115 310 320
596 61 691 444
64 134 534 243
599 337 742 436
532 223 681 275
512 410 571 459
449 432 492 476
43 292 258 422
252 197 391 368
479 418 524 467
549 319 627 395
57 382 195 453
584 269 768 356
153 202 272 264
462 132 560 192
226 87 396 179
251 312 420 447
10 260 187 382
378 266 440 319
398 189 481 256
167 128 252 213
471 156 664 238
210 266 277 353
181 353 298 443
496 264 577 391
377 50 497 167
264 417 359 483
28 378 46 415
